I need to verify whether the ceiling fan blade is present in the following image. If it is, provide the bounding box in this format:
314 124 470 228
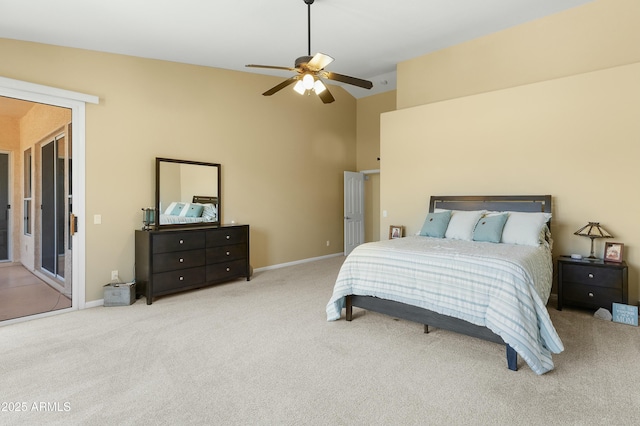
262 76 298 96
246 64 296 72
306 53 334 71
317 85 335 104
322 71 373 90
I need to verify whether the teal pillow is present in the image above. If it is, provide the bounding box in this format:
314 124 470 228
185 204 204 218
167 202 185 216
419 210 452 238
473 213 508 243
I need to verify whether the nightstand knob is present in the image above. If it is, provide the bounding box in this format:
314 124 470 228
588 273 594 278
588 292 594 297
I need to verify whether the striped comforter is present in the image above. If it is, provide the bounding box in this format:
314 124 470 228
326 236 564 375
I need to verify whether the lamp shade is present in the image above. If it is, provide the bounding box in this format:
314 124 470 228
574 222 613 258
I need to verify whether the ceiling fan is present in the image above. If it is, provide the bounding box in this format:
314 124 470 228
245 0 373 104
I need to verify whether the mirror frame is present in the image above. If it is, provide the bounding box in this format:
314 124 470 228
155 157 221 229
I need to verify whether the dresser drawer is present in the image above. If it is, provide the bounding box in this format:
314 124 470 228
206 259 247 282
563 282 622 310
206 244 247 263
153 249 206 273
153 232 205 253
561 264 623 288
206 227 247 247
153 267 206 294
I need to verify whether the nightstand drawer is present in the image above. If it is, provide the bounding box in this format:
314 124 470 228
563 283 622 310
561 264 623 288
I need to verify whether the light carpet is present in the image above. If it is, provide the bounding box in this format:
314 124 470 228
1 256 639 425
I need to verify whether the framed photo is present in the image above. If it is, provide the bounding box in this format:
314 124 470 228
389 225 404 239
604 242 624 263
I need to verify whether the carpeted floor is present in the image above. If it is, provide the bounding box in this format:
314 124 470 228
1 255 638 425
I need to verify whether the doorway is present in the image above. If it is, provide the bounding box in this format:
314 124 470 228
0 75 97 324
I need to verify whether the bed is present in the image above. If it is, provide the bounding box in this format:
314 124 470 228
159 195 218 225
326 195 564 375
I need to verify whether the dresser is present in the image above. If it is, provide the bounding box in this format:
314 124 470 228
557 256 628 311
135 225 250 304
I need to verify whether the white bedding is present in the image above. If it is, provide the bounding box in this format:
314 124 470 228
326 236 564 375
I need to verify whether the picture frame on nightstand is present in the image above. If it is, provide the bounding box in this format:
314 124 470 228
604 242 624 263
389 225 404 239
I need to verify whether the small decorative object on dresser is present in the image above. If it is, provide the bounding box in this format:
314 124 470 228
557 256 628 312
389 225 404 239
604 242 624 263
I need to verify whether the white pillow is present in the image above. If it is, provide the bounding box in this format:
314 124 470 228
501 212 552 246
442 210 485 241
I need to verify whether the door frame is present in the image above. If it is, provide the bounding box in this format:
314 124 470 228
0 76 98 322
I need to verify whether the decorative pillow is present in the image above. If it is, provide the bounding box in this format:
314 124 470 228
184 203 204 218
501 212 552 246
443 210 485 240
165 202 185 216
419 210 452 238
473 213 508 243
201 203 217 221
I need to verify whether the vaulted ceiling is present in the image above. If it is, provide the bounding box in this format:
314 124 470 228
1 0 591 99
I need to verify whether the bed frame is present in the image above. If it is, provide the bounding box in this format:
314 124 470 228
344 195 552 371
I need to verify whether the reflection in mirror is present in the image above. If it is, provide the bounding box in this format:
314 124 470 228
155 158 221 228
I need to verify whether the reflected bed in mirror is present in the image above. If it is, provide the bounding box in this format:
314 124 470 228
155 158 221 228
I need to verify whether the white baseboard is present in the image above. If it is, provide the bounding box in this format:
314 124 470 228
84 253 345 307
253 252 344 273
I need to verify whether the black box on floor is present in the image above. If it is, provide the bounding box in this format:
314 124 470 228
103 282 135 306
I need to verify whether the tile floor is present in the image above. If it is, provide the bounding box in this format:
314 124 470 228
0 264 71 321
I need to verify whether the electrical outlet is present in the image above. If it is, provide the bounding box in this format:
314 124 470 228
111 270 119 281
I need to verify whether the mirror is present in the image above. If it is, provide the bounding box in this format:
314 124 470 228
155 157 221 228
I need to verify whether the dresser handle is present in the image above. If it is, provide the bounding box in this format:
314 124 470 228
588 292 594 297
179 239 184 244
179 258 184 263
226 267 230 272
179 276 184 281
226 251 230 256
226 235 230 240
588 273 594 278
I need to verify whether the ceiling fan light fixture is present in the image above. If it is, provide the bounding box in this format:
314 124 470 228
302 73 315 90
293 80 306 95
313 79 326 94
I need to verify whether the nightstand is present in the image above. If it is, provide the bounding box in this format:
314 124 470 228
557 256 628 311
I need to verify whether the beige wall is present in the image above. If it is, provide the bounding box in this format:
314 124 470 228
0 38 356 302
397 0 640 109
356 90 396 242
384 0 640 303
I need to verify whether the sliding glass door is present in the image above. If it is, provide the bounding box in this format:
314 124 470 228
0 153 8 261
41 135 68 280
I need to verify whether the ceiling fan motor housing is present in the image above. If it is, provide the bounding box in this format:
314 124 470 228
295 56 314 69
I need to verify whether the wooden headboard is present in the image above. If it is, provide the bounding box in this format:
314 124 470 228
192 195 218 204
429 195 551 214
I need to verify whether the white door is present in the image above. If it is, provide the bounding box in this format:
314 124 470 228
344 171 364 256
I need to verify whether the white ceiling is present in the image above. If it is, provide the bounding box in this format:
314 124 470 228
1 0 591 100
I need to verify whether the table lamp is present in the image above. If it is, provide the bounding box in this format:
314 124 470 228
574 222 613 259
